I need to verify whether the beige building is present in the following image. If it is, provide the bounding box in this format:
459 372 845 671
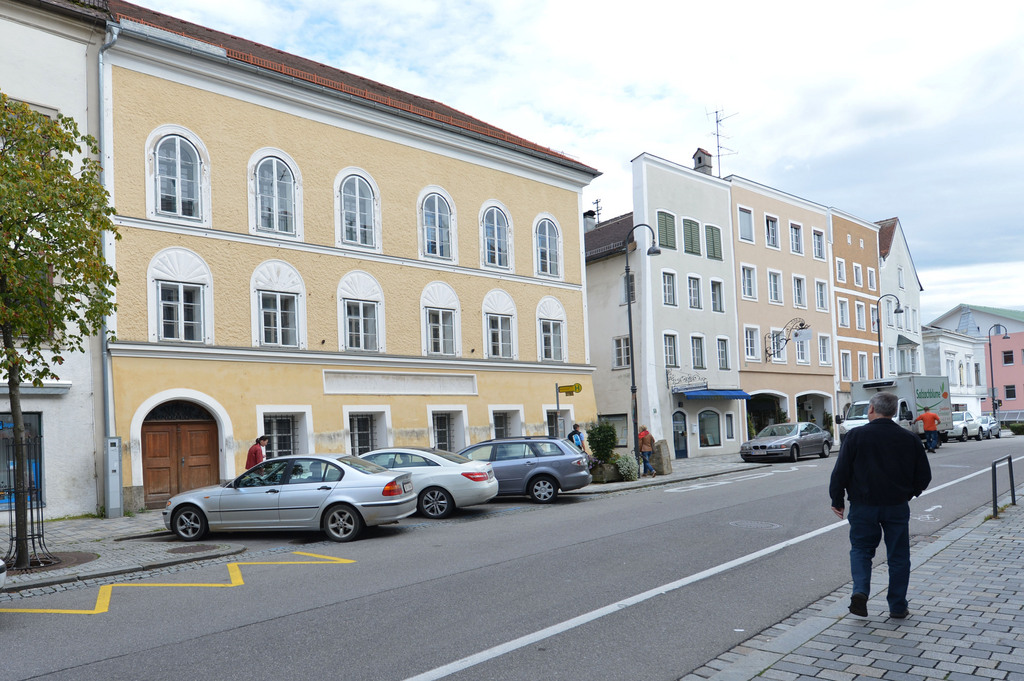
829 210 883 412
101 2 598 509
729 177 836 434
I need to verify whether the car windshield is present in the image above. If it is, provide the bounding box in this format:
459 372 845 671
334 456 387 474
846 403 869 419
953 413 964 422
757 424 797 437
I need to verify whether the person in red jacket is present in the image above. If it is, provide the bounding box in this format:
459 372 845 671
914 409 941 453
246 435 270 469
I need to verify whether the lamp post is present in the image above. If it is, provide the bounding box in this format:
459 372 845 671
876 294 903 377
624 223 661 466
987 324 1011 426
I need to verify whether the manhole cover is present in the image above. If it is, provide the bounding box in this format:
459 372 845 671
729 520 781 530
167 544 218 554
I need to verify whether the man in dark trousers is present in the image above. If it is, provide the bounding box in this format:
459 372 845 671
829 391 932 619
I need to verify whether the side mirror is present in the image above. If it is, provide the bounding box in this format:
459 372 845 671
835 415 843 424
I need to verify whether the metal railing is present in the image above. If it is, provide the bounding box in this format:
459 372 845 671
990 455 1017 518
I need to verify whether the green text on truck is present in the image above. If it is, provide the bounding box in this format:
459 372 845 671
839 376 952 442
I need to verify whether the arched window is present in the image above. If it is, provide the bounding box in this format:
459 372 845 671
338 271 385 353
421 282 461 357
698 410 721 447
535 218 560 276
341 175 374 246
147 248 214 344
155 135 201 219
482 289 517 359
483 205 510 269
255 156 295 235
422 192 452 259
536 297 567 363
251 261 306 349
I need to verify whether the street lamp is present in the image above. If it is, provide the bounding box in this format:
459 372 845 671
987 324 1011 426
624 223 661 466
876 294 903 377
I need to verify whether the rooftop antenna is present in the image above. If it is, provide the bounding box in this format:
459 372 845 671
592 198 602 223
706 108 738 177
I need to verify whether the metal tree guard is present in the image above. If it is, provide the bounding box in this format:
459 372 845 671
2 436 58 570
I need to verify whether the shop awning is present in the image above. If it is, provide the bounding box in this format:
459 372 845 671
673 389 752 400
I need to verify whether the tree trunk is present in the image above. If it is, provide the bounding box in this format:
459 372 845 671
2 324 29 569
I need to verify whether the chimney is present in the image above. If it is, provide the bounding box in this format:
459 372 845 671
693 148 713 175
583 210 597 233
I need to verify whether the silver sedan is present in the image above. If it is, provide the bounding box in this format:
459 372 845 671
740 422 833 462
162 454 416 542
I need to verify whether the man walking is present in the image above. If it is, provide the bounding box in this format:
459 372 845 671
914 407 941 453
829 392 931 619
569 424 587 453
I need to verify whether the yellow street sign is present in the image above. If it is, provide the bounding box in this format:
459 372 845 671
558 383 583 395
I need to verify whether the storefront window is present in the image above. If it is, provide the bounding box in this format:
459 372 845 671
698 410 721 447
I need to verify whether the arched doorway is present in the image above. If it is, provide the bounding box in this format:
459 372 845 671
672 411 688 459
141 401 219 509
748 394 783 436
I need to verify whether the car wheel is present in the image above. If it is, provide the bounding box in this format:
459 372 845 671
789 445 799 462
322 503 364 542
528 475 558 504
995 429 1001 439
819 441 831 458
975 429 983 441
418 486 455 519
171 505 208 541
959 428 967 442
984 429 991 440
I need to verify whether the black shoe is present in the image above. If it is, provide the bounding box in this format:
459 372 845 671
849 592 868 617
889 610 909 619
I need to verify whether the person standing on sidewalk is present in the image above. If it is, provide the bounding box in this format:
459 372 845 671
638 425 656 478
569 424 587 453
913 408 941 453
246 435 270 469
829 391 931 619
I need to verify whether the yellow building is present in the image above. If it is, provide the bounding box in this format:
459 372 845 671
829 210 882 414
102 2 598 509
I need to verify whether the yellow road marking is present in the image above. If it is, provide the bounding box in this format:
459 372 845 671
0 551 354 615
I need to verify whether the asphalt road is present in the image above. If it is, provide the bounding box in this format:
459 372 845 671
0 437 1017 681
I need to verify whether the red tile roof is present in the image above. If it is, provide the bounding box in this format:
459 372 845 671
107 0 597 176
876 217 898 257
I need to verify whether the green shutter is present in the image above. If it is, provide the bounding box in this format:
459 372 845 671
683 219 701 255
705 225 722 260
657 212 676 250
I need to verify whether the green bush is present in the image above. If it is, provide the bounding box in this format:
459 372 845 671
587 421 619 464
615 453 639 481
1009 423 1024 436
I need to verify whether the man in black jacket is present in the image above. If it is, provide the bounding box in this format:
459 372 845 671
830 392 931 619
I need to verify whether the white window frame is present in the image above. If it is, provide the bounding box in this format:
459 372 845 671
338 270 386 352
767 269 783 305
534 214 563 279
481 201 514 271
537 296 567 363
837 298 850 328
789 222 803 254
248 148 302 240
812 229 826 260
853 263 863 287
251 260 307 349
662 270 678 307
840 350 852 381
613 336 631 369
855 301 866 331
769 328 787 363
664 333 679 368
765 214 780 249
145 125 212 226
717 337 730 370
858 352 868 381
792 275 806 309
690 335 707 370
795 339 809 365
710 279 725 313
334 167 382 253
738 206 754 243
418 186 458 263
818 334 832 366
482 289 518 360
256 405 314 458
744 326 761 362
147 247 214 344
815 279 829 312
867 267 877 291
898 266 906 289
426 405 469 452
740 264 757 300
870 304 879 333
687 275 702 309
836 258 847 283
421 281 462 357
343 405 392 454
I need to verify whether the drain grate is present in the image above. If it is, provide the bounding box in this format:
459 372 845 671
729 520 781 530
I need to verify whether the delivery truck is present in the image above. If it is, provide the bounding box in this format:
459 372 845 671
839 376 952 442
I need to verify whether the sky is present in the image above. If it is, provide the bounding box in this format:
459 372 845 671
139 0 1024 324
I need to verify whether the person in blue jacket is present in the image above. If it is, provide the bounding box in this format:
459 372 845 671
829 391 932 619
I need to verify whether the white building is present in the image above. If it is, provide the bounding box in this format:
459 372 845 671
876 218 924 375
921 326 986 413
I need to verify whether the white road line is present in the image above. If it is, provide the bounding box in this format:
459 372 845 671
403 454 1024 681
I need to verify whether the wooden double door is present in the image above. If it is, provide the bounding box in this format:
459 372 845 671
141 421 219 509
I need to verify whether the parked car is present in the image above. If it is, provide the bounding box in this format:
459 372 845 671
163 454 416 543
977 415 1001 439
360 447 499 519
458 436 592 503
950 411 982 441
740 422 833 463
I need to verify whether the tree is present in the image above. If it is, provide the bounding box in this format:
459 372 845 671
1 91 118 568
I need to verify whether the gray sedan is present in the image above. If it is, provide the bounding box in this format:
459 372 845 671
162 454 416 542
740 422 833 462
